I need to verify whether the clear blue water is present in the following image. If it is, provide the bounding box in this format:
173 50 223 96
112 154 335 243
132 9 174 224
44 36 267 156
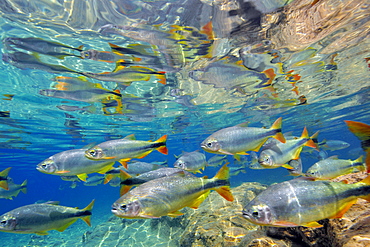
0 0 369 246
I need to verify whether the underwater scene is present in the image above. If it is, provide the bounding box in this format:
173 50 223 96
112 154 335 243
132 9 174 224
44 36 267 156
0 0 369 246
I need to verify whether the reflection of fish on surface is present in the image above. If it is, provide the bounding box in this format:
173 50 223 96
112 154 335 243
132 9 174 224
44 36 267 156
258 127 318 169
0 179 27 200
36 149 116 182
84 134 168 168
81 63 166 86
242 176 370 228
0 200 94 235
2 52 82 74
173 151 208 174
111 165 234 219
201 117 286 160
344 120 370 173
306 155 364 180
119 167 194 196
0 167 11 190
3 37 83 59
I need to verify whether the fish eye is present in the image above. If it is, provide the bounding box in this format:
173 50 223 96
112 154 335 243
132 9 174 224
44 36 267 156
207 142 213 148
0 220 7 225
120 205 127 211
89 150 97 156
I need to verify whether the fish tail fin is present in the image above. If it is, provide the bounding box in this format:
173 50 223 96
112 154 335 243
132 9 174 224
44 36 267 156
0 181 8 190
104 174 116 184
155 135 168 155
306 131 320 149
80 199 95 227
119 170 133 196
213 165 234 201
271 117 286 143
155 71 166 85
21 179 27 194
344 120 370 172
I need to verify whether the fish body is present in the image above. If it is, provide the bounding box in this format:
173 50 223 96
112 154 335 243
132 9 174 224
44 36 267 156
306 156 364 180
82 65 166 85
0 167 11 190
0 180 27 200
126 161 166 175
2 52 81 74
173 151 207 173
0 200 94 235
84 175 104 186
318 139 350 151
84 135 168 168
119 167 194 195
36 149 116 182
201 117 285 159
39 88 121 103
111 165 234 219
242 176 370 228
3 37 83 59
258 127 318 169
344 120 370 172
207 155 228 167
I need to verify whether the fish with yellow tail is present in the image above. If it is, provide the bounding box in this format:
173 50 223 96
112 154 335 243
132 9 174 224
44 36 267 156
85 135 168 168
0 179 27 200
111 165 234 219
242 176 370 228
201 117 286 160
257 127 319 169
36 149 116 182
0 167 11 190
344 120 370 173
0 200 94 235
81 63 166 86
305 155 365 180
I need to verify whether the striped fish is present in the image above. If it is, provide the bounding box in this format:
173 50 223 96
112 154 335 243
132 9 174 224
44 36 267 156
111 165 234 219
242 176 370 228
84 134 168 168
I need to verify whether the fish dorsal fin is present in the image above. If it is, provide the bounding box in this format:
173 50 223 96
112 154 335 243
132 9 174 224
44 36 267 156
327 155 339 159
44 201 60 205
124 134 136 140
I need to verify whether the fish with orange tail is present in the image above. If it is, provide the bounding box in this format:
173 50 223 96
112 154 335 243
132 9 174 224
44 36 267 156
344 120 370 173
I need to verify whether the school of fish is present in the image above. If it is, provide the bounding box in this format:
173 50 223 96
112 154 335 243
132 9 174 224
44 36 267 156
0 25 369 236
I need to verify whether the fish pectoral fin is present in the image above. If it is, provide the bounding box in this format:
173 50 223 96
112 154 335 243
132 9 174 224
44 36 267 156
282 164 294 169
104 174 116 184
36 231 49 235
55 170 71 174
188 191 210 209
167 211 184 217
77 173 88 182
56 219 77 232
